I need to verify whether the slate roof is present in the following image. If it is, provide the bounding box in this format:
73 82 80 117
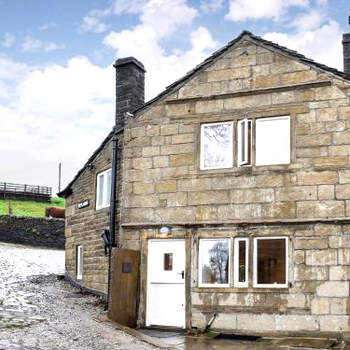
58 30 349 197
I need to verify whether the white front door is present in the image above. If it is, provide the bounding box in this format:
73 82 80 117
146 239 185 328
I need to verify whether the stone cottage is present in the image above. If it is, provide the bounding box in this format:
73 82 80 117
59 30 350 335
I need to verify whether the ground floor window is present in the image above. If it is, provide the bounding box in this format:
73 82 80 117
76 245 83 280
198 236 289 289
253 237 288 288
198 239 230 287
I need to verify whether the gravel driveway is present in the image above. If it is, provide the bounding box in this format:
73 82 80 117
0 243 154 350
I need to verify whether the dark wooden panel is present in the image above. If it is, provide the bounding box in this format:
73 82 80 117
108 248 140 327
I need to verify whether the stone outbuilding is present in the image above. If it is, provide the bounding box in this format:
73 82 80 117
59 30 350 336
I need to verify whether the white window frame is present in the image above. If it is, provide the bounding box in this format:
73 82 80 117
96 168 111 210
255 115 291 166
198 238 231 288
76 245 83 280
234 237 249 288
237 118 252 167
253 236 289 288
200 121 233 170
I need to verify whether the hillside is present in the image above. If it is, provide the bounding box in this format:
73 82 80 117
0 197 65 218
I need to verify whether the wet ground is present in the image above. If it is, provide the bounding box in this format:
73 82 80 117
0 242 346 350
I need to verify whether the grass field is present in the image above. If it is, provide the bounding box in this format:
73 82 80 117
0 197 65 218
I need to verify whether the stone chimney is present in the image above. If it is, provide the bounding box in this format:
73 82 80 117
113 57 145 129
343 14 350 75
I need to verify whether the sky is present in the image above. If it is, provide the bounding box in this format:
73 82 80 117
0 0 348 194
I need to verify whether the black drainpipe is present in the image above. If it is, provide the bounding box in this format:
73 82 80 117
107 126 119 308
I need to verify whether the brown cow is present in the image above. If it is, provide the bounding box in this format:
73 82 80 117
45 206 65 219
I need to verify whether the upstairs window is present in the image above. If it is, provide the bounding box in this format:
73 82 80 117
200 122 233 170
200 116 290 170
96 168 111 210
237 119 252 167
255 116 290 166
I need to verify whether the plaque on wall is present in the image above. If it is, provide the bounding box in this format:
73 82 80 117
77 200 89 209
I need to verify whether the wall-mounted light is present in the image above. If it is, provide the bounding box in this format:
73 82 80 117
159 226 171 235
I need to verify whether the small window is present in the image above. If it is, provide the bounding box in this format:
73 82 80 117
253 237 288 288
164 253 173 271
76 245 83 280
200 122 233 170
96 168 112 210
199 239 230 287
255 116 290 166
237 119 252 167
234 238 249 287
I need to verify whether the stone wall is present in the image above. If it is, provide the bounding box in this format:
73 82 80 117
65 134 123 293
122 40 350 225
0 215 64 249
120 37 350 333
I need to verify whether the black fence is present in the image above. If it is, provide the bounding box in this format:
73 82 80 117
0 182 52 202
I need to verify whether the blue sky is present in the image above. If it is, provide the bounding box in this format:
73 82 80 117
0 0 348 192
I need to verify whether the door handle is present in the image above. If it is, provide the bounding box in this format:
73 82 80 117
177 270 184 279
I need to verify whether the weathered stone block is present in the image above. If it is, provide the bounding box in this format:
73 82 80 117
318 185 334 200
329 236 350 248
161 143 193 155
336 185 350 200
276 315 319 331
155 180 177 193
178 178 212 192
188 190 229 205
339 106 350 120
316 107 337 121
297 201 344 218
339 249 350 265
162 192 187 207
305 249 337 266
160 124 179 135
329 145 350 156
230 188 274 203
153 155 169 168
315 86 345 100
280 70 317 85
133 182 154 195
319 316 350 331
330 298 350 314
133 157 152 169
297 171 337 185
218 204 262 220
171 134 194 144
154 207 195 222
314 157 347 167
213 314 237 330
261 202 296 219
207 67 251 82
294 250 305 264
272 91 295 104
237 314 276 332
295 237 328 250
330 266 350 280
125 194 159 208
317 281 349 297
311 298 329 315
294 265 328 281
255 174 284 187
142 146 160 157
170 153 194 167
275 186 317 201
297 134 331 147
195 206 217 221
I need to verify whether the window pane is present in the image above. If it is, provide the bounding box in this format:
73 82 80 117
256 116 290 166
164 253 173 271
201 122 233 169
257 239 286 285
106 170 112 205
238 240 246 283
97 175 104 207
200 240 229 285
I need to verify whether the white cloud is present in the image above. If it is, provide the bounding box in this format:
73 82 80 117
2 33 15 48
226 0 309 21
80 9 109 33
200 0 224 13
21 36 65 52
39 22 57 31
103 0 218 99
0 56 115 190
290 9 326 31
264 19 343 70
111 0 148 14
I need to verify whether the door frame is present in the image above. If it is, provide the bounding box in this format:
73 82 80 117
146 238 186 328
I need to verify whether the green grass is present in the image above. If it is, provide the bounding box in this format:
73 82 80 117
0 197 65 218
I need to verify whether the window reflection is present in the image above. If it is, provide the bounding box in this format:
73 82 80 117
164 253 173 271
257 238 286 285
238 240 246 283
200 240 229 285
